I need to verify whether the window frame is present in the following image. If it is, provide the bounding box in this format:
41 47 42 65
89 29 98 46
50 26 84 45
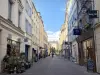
8 0 13 20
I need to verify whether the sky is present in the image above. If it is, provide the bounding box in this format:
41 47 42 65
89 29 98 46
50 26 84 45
33 0 67 41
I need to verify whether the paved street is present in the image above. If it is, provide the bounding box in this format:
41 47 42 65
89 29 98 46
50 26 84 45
1 56 99 75
19 56 99 75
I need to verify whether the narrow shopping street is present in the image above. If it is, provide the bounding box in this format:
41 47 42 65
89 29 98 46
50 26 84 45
18 56 98 75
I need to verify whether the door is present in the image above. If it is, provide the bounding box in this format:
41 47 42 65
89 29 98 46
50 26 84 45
25 45 29 61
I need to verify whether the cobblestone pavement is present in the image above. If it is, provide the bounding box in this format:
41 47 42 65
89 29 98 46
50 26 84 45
1 56 99 75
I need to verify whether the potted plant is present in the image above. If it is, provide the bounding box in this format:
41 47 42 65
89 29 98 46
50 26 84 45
84 23 91 29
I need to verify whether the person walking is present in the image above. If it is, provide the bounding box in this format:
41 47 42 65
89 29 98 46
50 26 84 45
52 52 54 58
51 48 55 58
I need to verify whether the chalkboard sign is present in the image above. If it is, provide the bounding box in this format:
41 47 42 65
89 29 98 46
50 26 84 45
87 59 94 71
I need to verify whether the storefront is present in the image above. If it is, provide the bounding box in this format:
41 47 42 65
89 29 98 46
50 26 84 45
7 39 20 56
0 16 24 72
76 29 96 72
0 33 24 72
82 39 93 65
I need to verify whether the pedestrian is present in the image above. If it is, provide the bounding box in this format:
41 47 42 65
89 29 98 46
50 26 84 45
52 52 54 58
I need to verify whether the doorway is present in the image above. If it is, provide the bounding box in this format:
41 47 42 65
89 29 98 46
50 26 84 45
82 38 96 72
25 45 30 61
83 38 93 64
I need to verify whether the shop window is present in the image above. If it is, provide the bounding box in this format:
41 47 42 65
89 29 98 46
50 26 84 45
7 39 20 56
25 20 32 35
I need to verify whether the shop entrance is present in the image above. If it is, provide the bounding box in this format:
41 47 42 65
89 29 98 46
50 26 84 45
82 38 96 72
25 45 30 61
83 39 93 64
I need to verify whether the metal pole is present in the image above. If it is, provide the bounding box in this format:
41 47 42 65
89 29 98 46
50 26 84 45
92 0 98 72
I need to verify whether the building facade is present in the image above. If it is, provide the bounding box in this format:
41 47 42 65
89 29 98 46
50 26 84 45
43 30 48 56
66 0 79 63
23 0 33 62
93 0 100 73
48 42 51 55
66 0 100 72
49 41 58 51
75 0 97 72
69 0 100 72
0 0 48 72
0 0 25 72
44 30 48 50
59 24 67 50
32 2 40 55
38 13 44 51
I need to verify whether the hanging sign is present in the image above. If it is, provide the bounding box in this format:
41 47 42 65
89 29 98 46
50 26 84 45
88 10 98 18
73 28 81 35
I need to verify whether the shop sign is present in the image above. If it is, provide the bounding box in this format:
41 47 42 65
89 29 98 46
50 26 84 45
88 10 98 18
73 28 81 35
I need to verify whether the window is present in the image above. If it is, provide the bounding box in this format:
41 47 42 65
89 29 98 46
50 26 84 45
18 10 21 28
29 8 32 17
25 0 32 17
25 0 28 12
26 20 32 35
8 0 13 20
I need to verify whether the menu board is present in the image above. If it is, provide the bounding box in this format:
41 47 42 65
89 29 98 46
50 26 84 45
87 59 94 71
